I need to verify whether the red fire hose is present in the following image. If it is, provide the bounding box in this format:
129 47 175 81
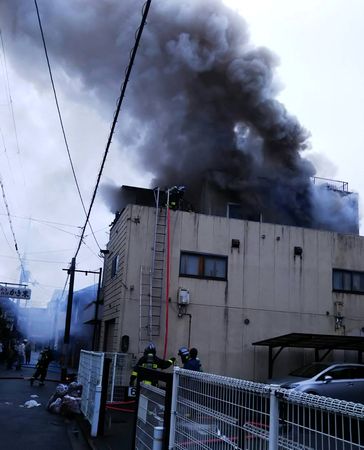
163 206 171 359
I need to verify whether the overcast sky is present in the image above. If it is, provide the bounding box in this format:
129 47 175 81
0 0 363 308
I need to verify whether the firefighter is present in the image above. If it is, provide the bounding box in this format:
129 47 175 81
178 346 202 371
183 347 202 372
129 343 175 386
30 346 53 386
178 346 190 365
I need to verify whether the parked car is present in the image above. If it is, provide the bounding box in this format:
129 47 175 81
271 362 364 404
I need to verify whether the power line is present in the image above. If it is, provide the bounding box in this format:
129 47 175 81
0 213 81 228
0 213 82 237
0 253 69 264
0 175 26 273
33 0 101 252
0 222 12 251
0 30 21 155
73 0 152 259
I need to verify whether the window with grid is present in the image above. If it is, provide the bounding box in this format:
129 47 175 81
180 252 227 281
333 269 364 294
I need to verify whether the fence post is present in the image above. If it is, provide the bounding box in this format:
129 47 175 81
268 387 279 450
90 352 104 437
110 353 117 403
153 426 164 450
168 367 179 449
98 357 111 436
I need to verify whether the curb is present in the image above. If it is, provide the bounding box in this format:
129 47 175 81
74 415 98 450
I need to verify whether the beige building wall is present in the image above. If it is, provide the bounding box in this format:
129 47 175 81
101 204 364 381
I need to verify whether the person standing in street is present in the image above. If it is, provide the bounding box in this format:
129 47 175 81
18 340 25 368
30 346 53 386
24 339 31 364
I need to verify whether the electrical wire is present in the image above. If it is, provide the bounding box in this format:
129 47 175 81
0 213 81 229
73 0 152 259
0 213 82 239
0 222 12 251
0 175 26 274
0 30 21 155
0 253 69 264
33 0 101 252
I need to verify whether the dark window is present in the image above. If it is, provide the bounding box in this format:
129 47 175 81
333 269 364 294
323 367 352 380
227 203 243 219
180 252 227 281
351 366 364 379
111 255 120 278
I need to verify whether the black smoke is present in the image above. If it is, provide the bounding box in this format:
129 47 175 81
0 0 358 232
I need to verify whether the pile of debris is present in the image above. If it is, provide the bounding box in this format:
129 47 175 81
47 381 82 416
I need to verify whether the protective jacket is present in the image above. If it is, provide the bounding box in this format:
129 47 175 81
130 352 174 386
184 357 202 372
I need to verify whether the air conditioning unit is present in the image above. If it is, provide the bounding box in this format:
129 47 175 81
177 288 190 305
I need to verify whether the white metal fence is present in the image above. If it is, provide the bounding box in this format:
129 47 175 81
170 368 364 450
135 383 166 450
78 350 104 437
105 352 136 403
276 389 364 450
78 351 136 436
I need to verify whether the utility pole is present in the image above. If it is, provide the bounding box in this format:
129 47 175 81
92 268 103 351
61 260 103 381
61 257 76 382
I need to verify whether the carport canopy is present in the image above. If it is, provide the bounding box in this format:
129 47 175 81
253 332 364 379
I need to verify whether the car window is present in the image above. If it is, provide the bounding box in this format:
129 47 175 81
289 363 330 378
350 366 364 379
320 367 352 380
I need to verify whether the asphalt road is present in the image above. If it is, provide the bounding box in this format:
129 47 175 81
0 364 89 450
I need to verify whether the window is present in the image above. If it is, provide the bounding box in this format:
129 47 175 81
180 252 227 281
111 255 120 278
351 366 364 379
323 366 352 380
227 203 243 219
333 269 364 294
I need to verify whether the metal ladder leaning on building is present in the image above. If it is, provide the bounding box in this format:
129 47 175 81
139 188 166 352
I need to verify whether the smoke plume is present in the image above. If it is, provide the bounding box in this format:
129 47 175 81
0 0 358 232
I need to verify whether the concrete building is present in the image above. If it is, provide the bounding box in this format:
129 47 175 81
99 186 364 381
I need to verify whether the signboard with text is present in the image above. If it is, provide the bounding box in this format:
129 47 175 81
0 285 31 300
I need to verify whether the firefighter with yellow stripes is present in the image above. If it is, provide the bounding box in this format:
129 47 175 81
129 343 175 386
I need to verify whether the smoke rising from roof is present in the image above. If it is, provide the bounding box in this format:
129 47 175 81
1 0 358 233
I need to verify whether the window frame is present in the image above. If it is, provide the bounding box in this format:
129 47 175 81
333 268 364 294
111 254 120 278
179 251 228 281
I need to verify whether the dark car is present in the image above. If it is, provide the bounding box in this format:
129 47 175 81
272 362 364 404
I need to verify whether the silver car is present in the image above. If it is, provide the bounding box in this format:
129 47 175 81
273 362 364 404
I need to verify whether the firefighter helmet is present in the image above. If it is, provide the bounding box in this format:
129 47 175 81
144 343 156 355
178 347 189 358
